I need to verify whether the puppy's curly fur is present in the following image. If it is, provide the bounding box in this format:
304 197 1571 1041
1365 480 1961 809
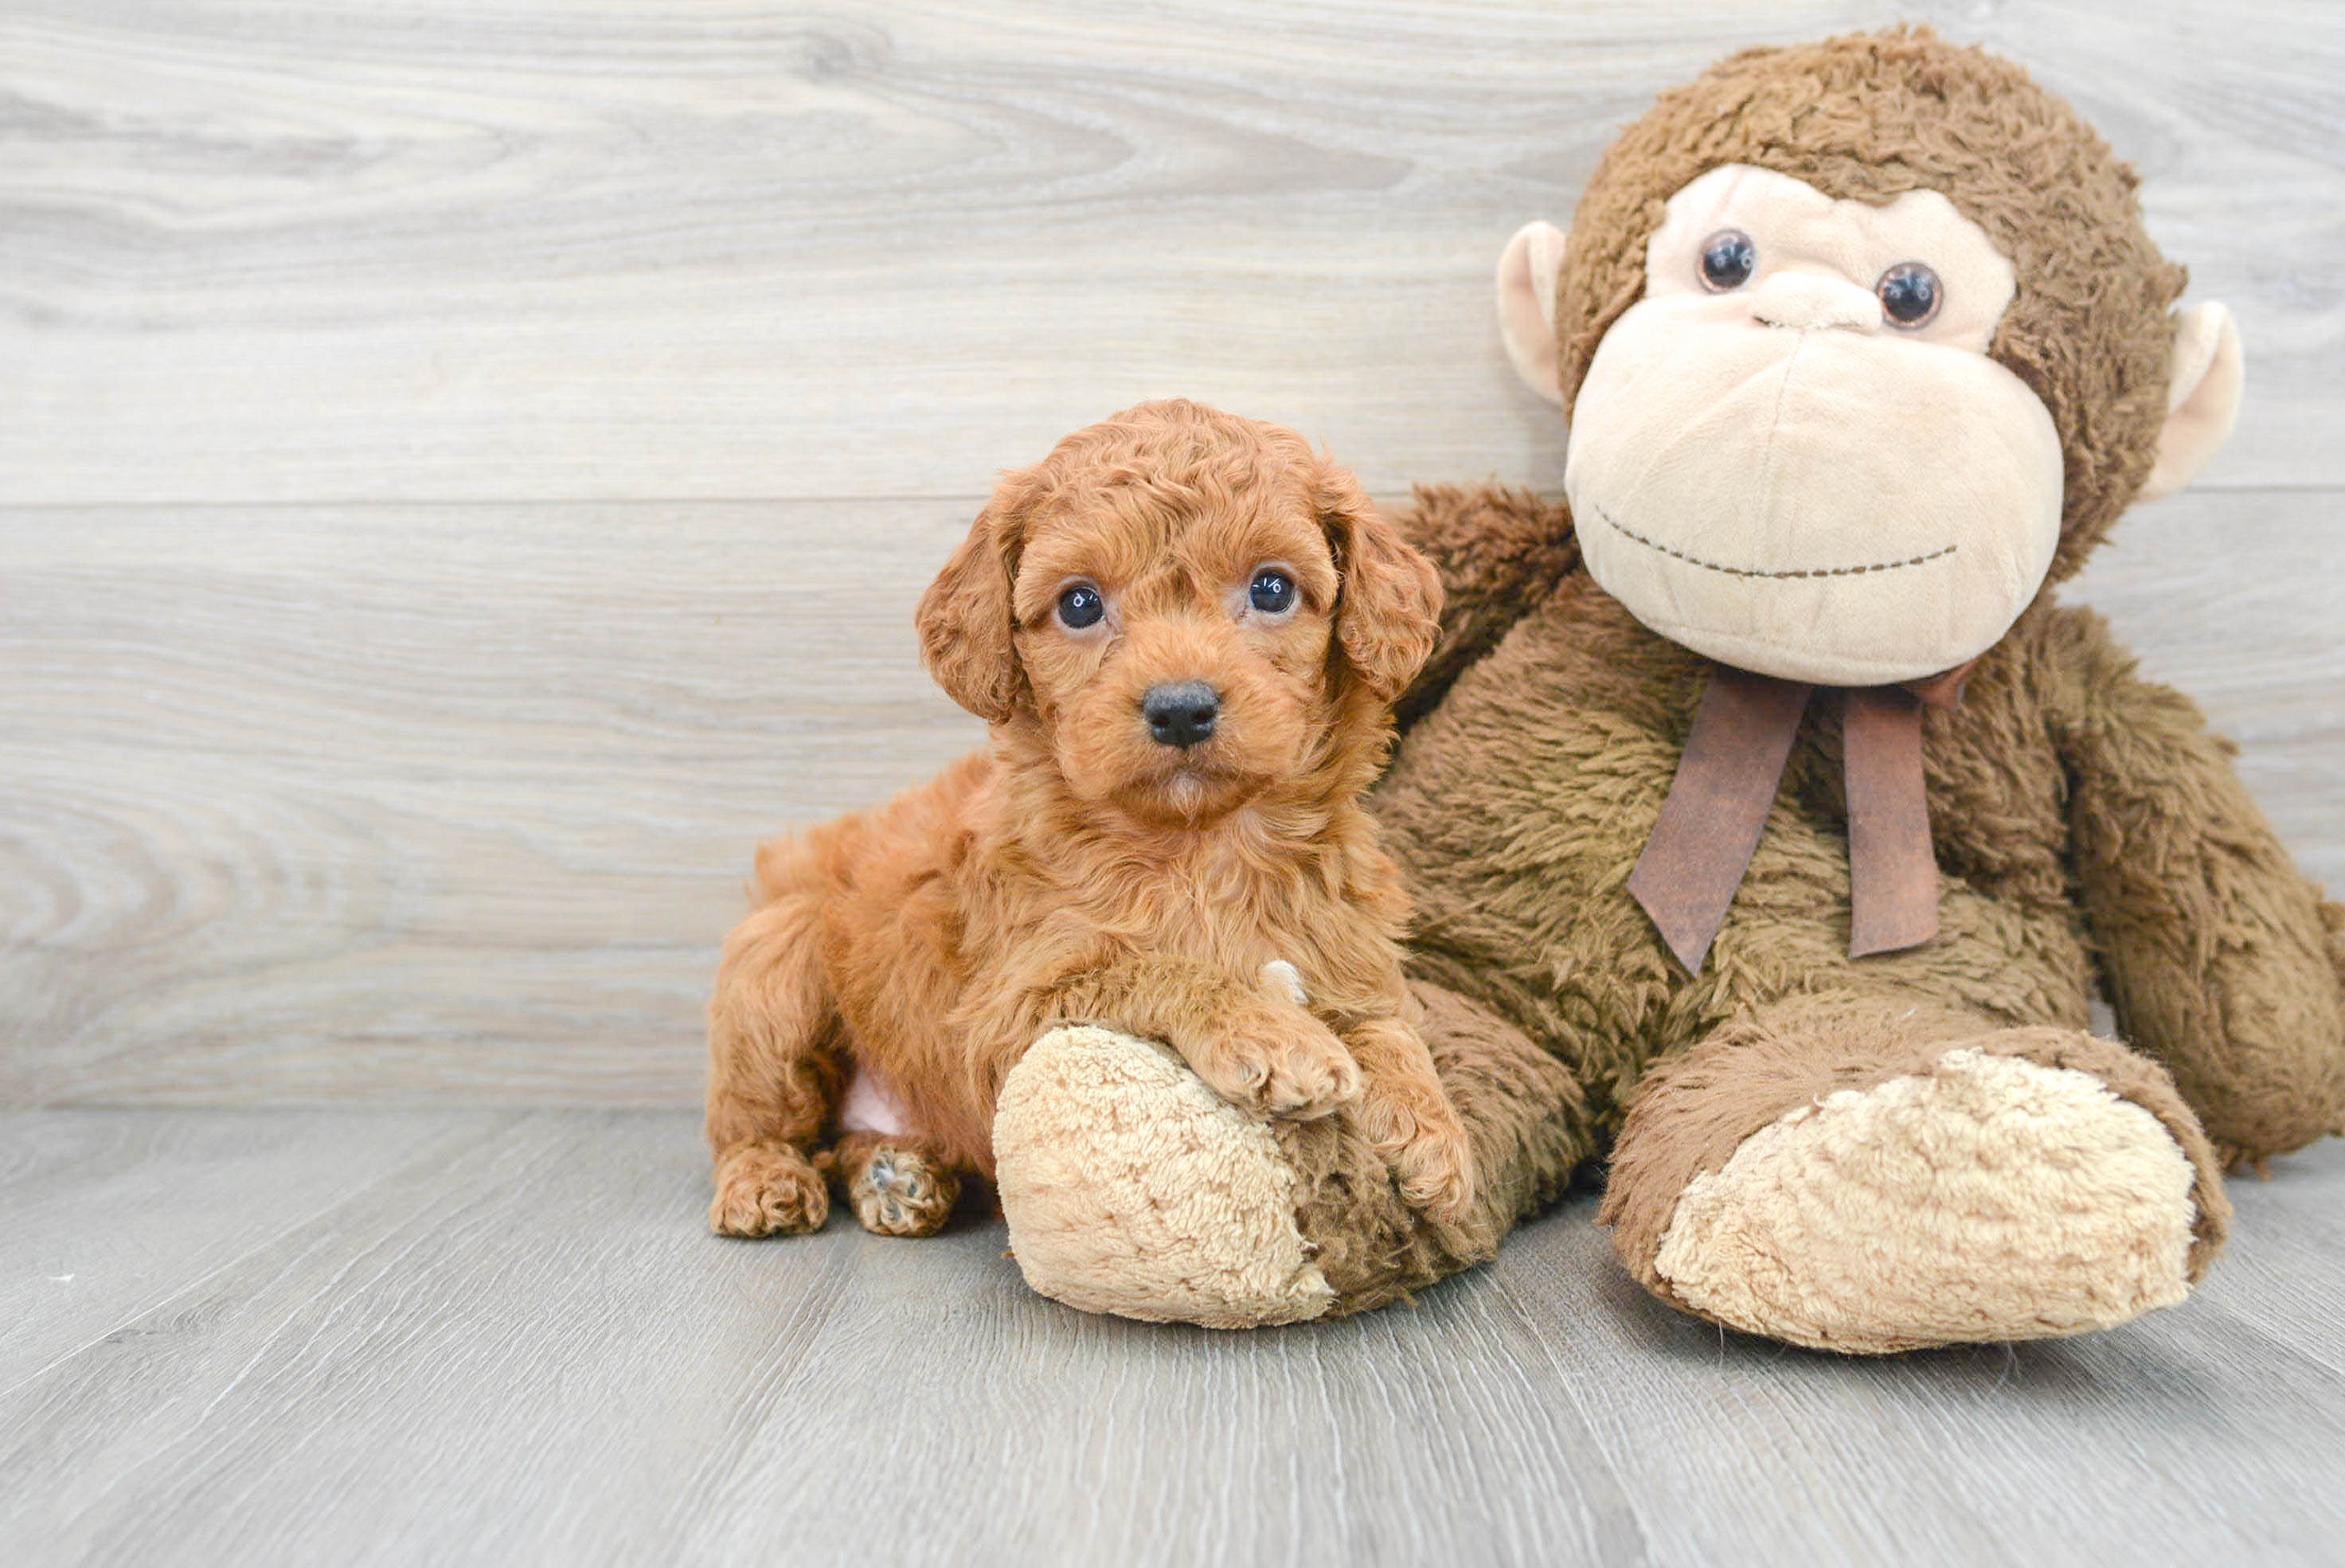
705 400 1472 1238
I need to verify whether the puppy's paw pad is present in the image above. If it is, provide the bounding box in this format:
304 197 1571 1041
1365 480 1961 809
850 1147 959 1238
710 1145 828 1237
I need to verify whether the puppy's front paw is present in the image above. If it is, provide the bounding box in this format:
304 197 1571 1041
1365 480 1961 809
709 1141 829 1237
1391 1122 1476 1219
1189 1005 1362 1120
1359 1085 1477 1219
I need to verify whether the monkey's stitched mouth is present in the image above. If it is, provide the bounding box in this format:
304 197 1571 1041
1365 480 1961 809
1590 502 1957 580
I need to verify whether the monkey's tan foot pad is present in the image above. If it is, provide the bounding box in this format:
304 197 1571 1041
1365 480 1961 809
1652 1048 2200 1353
993 1024 1335 1328
848 1145 959 1238
709 1142 830 1237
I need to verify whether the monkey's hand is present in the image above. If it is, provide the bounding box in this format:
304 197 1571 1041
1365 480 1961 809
2053 608 2345 1160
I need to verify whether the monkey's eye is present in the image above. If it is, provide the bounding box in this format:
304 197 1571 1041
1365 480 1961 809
1055 582 1105 629
1698 229 1757 292
1247 568 1296 615
1877 261 1943 328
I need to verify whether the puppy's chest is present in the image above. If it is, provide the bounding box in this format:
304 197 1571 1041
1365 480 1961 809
1064 847 1337 993
1120 873 1303 974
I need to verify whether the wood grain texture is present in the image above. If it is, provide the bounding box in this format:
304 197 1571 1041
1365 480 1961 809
2 0 2341 506
4 488 2339 1105
2 0 2341 1105
0 1110 515 1392
0 499 984 1105
0 1109 2339 1566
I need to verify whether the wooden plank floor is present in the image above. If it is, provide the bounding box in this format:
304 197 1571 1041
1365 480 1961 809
2 1109 2340 1567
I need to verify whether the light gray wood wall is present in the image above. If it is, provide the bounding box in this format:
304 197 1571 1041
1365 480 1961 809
6 0 2340 1106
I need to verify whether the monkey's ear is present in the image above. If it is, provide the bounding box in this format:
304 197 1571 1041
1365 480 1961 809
1319 459 1443 700
916 483 1030 723
1497 220 1570 408
2138 302 2245 502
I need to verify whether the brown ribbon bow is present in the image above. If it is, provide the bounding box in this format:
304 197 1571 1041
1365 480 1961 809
1625 661 1972 975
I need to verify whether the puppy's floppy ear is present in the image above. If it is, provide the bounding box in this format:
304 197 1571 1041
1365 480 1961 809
917 473 1034 723
1318 456 1443 700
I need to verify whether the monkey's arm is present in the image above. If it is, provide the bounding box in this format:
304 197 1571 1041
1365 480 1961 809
2047 606 2345 1163
1391 483 1579 726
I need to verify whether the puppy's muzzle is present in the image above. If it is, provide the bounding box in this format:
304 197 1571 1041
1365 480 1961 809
1143 682 1220 749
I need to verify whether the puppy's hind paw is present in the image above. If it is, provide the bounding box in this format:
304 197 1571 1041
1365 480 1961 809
710 1141 829 1237
846 1142 960 1238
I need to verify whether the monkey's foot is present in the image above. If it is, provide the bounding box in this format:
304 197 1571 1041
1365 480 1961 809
993 1025 1335 1328
1610 1031 2228 1354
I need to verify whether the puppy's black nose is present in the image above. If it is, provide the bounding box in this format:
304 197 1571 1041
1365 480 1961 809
1143 682 1220 749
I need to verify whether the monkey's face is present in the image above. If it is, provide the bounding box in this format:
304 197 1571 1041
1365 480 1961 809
1564 165 2063 686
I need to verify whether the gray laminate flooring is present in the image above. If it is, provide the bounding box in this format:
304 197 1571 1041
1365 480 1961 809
4 1109 2341 1567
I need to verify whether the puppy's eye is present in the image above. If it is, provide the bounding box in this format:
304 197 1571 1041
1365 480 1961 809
1056 583 1104 629
1247 569 1296 615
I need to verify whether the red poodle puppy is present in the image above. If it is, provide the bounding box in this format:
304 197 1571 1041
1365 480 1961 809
705 399 1470 1239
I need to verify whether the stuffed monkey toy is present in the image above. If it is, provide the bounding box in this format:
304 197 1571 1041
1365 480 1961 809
987 28 2345 1351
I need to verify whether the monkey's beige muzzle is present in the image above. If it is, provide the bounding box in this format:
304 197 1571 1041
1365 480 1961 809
1565 295 2062 688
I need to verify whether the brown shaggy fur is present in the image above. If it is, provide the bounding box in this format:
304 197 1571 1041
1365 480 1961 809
705 400 1473 1237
